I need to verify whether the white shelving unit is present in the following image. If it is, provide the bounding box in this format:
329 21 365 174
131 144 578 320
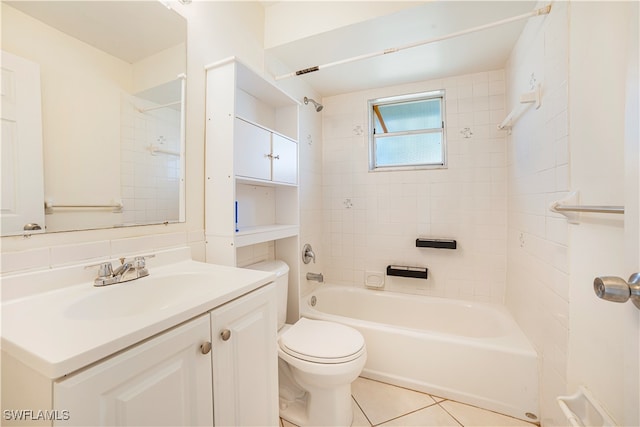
204 57 300 298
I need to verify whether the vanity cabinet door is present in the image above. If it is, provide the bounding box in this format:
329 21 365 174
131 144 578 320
53 315 213 426
210 283 278 427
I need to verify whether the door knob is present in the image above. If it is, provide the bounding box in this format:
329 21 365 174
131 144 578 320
593 273 640 309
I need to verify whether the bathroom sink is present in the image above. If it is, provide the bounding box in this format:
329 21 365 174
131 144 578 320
65 273 217 320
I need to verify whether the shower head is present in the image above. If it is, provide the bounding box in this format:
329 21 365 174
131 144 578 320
304 96 323 112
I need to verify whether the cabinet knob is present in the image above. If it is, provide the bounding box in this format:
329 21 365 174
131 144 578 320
220 329 231 341
200 341 212 354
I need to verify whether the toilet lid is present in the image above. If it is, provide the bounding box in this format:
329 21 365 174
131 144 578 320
279 318 365 364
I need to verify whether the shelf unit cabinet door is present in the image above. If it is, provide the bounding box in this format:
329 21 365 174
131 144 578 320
53 315 213 427
234 118 271 181
271 134 297 184
210 283 278 427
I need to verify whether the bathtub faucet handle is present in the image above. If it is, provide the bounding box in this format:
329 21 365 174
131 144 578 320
302 243 316 264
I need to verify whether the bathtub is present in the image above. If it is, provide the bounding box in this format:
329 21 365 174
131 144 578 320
301 285 539 422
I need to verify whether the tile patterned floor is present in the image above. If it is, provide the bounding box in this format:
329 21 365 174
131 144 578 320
280 377 539 427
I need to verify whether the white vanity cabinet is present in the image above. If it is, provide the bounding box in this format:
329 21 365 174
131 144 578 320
54 315 214 426
48 283 279 427
210 281 279 427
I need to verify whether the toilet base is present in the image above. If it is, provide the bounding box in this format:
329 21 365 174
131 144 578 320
279 383 354 427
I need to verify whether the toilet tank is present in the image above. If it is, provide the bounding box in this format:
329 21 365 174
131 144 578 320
245 260 289 330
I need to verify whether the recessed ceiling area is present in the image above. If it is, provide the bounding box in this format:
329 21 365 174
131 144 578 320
265 1 539 97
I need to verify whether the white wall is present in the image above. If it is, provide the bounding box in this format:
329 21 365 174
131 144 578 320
321 71 508 303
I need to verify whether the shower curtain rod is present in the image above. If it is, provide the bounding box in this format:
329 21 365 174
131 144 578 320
274 4 552 81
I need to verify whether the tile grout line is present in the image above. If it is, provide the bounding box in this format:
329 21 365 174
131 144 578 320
369 401 444 427
436 399 465 427
351 395 373 426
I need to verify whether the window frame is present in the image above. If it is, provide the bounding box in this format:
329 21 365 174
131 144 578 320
368 90 447 172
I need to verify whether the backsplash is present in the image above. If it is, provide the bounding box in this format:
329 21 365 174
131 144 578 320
321 70 508 303
0 230 205 275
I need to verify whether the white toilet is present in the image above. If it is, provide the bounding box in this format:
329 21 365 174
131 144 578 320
247 260 367 427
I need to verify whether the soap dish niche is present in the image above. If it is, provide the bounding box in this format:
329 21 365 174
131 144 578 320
365 271 385 289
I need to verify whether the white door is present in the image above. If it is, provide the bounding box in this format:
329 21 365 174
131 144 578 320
623 4 640 423
54 315 213 426
271 134 298 185
210 284 279 427
1 50 45 236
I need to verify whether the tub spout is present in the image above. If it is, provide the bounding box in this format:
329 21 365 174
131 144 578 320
306 272 324 283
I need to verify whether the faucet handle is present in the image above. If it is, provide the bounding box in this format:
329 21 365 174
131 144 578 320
85 261 113 278
134 254 155 268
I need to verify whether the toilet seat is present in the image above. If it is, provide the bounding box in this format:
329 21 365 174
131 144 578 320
279 318 365 364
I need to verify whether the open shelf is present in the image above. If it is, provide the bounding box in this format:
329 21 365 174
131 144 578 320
234 224 299 248
235 176 297 189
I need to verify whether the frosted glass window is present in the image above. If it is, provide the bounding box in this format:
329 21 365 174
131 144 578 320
369 90 446 170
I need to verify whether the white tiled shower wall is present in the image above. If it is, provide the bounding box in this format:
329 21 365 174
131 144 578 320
120 95 181 226
321 72 508 304
505 2 570 425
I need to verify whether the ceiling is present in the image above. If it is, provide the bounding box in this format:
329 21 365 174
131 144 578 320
6 1 186 64
265 1 538 97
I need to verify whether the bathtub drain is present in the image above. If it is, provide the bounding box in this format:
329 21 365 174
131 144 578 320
310 296 317 307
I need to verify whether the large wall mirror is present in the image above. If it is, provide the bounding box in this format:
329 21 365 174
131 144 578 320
1 1 187 236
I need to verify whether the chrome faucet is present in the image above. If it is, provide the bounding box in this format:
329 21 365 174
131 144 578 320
87 255 154 287
306 272 324 283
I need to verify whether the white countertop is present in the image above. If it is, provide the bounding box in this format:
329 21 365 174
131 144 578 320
1 249 275 379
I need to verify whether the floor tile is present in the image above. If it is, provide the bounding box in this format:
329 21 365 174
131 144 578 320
351 398 372 427
378 404 462 426
351 377 438 426
439 400 537 427
280 418 297 427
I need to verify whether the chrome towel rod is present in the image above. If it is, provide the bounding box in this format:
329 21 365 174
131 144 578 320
549 191 624 224
552 205 624 214
45 201 123 212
